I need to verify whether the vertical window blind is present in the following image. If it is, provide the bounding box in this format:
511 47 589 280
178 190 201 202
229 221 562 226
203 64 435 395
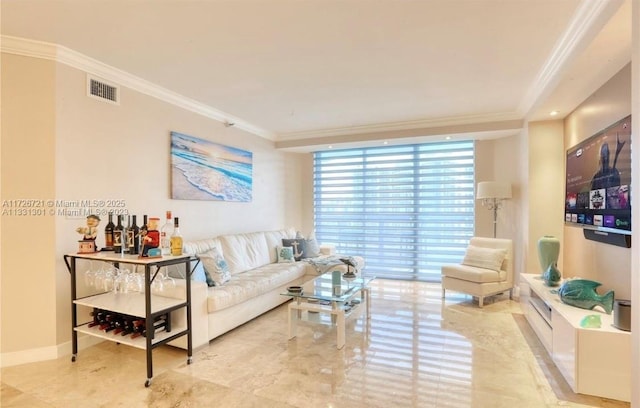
313 141 475 281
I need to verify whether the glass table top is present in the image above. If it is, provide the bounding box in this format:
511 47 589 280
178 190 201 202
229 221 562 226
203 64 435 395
281 272 375 303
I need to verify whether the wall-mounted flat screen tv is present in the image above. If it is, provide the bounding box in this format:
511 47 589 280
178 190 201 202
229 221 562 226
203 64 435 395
565 115 631 235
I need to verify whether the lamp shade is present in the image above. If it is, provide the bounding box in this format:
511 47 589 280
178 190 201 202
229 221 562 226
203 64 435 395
477 181 512 200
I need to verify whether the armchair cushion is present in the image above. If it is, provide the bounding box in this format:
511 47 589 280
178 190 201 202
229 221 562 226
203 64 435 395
441 264 506 283
461 245 507 271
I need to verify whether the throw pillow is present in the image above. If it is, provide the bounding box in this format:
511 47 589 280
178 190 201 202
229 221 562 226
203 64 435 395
191 261 208 283
305 231 321 258
295 230 320 258
197 247 231 287
282 238 307 261
165 262 208 283
277 246 295 263
461 245 507 271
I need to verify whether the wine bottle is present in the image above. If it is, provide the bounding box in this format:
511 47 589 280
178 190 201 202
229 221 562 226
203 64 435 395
104 212 115 251
170 217 183 256
139 215 149 255
88 308 103 328
160 211 173 255
122 216 131 254
141 215 148 236
129 215 140 255
114 215 124 253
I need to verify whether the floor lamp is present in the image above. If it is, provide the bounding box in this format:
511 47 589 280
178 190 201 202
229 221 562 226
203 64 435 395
477 181 512 238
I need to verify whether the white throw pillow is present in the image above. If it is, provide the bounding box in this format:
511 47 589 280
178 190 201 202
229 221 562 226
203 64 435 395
305 230 321 258
197 247 231 286
277 246 295 263
462 245 507 271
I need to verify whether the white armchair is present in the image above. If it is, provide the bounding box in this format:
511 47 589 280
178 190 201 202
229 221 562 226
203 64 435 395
441 237 514 307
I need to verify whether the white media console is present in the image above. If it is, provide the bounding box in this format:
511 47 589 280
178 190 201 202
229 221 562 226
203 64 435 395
520 274 630 402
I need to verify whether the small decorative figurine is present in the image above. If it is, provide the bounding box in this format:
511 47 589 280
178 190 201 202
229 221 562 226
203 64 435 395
543 264 561 287
340 257 358 280
141 217 161 257
76 214 100 253
580 314 602 329
558 279 614 314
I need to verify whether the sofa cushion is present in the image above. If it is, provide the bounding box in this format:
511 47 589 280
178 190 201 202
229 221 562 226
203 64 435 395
206 262 308 312
198 247 231 286
264 228 296 263
441 264 505 283
183 237 224 257
219 232 271 274
461 245 507 271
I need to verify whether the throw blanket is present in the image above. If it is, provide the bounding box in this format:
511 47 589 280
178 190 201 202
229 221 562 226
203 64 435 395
304 255 361 275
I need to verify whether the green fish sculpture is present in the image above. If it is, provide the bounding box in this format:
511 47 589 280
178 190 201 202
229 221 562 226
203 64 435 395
558 279 614 314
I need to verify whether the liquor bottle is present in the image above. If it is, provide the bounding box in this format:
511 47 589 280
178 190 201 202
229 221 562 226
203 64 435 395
129 215 140 255
170 217 183 256
160 211 173 255
114 215 124 253
104 212 115 251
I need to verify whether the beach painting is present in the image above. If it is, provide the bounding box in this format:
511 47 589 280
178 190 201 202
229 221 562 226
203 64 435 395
171 131 253 202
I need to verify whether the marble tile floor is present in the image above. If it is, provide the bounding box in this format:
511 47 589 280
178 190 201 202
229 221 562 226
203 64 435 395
1 279 630 408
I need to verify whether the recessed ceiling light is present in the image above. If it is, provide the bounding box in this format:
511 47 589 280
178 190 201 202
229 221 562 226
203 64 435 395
328 145 333 149
550 110 559 116
383 141 388 145
445 136 451 140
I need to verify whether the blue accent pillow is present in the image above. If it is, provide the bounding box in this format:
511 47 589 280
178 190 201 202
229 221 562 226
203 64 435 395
192 261 208 283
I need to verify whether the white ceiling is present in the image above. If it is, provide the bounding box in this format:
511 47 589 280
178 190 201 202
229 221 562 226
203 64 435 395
1 0 632 151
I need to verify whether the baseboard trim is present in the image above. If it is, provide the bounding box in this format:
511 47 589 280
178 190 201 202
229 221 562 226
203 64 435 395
1 335 104 368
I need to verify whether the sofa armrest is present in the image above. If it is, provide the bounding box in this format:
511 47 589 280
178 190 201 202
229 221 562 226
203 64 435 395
156 279 209 350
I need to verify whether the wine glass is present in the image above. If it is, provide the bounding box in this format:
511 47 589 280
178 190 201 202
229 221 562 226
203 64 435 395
127 267 144 293
161 271 176 293
150 271 164 294
84 261 97 288
114 267 131 293
103 268 116 292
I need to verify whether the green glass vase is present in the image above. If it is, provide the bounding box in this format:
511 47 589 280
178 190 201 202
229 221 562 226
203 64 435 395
537 235 560 278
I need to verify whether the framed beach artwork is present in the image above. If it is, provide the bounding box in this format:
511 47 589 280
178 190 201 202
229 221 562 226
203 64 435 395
170 131 253 202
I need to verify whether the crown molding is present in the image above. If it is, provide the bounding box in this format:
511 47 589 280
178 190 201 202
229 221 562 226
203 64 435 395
0 35 275 141
518 0 624 117
276 119 524 152
277 111 522 141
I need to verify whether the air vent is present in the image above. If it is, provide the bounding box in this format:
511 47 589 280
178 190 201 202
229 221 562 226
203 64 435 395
87 75 119 105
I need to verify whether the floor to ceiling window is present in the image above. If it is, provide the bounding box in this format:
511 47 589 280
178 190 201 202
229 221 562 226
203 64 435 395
313 141 475 281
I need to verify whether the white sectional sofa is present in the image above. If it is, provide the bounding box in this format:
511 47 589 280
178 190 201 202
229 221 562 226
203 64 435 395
163 228 363 350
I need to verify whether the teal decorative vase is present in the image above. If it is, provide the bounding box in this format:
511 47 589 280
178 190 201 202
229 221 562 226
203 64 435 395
543 264 561 287
537 236 560 278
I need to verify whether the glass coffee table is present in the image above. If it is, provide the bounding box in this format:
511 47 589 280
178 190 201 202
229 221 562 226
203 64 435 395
281 273 374 349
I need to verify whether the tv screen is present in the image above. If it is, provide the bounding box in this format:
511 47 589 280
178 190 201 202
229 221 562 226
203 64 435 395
565 115 631 235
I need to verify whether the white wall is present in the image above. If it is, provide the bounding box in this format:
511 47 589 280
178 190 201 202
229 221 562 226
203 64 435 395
526 120 565 275
1 53 305 363
474 136 524 281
